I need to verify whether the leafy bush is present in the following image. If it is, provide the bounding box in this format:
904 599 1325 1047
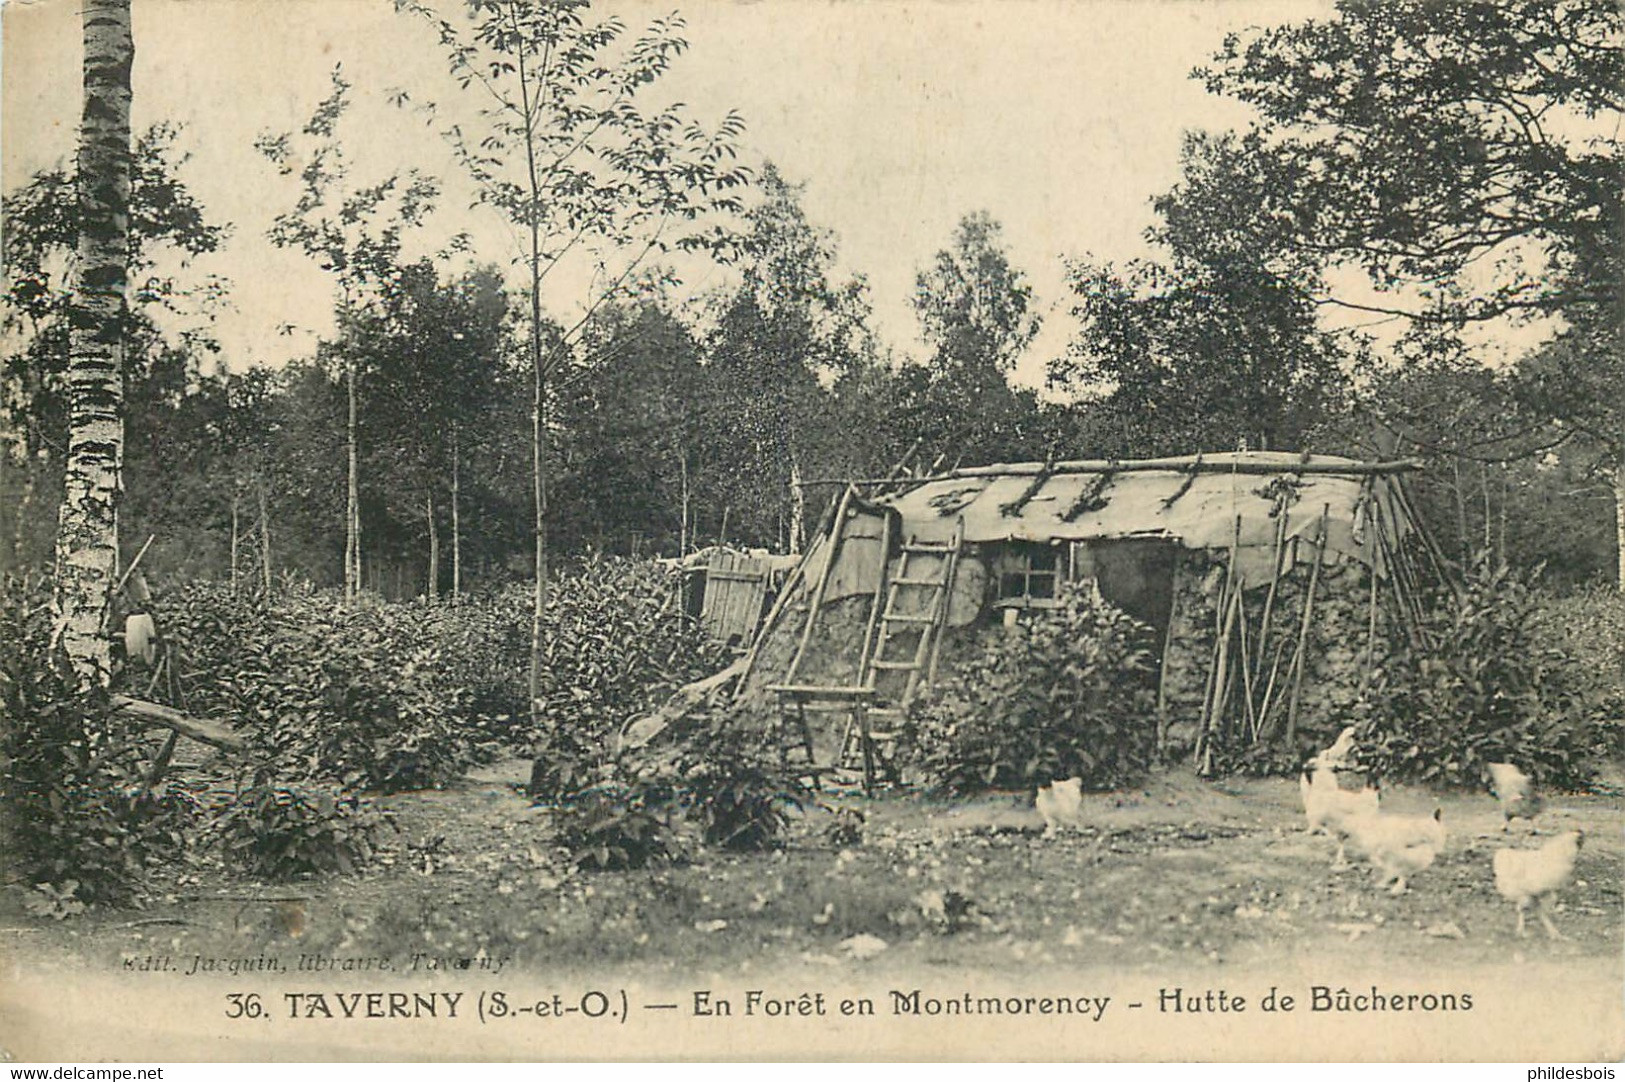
209 778 382 880
548 701 813 869
528 559 728 786
902 582 1159 794
551 780 684 872
153 558 723 800
518 557 727 799
152 583 479 792
642 705 812 852
1533 584 1625 765
0 576 193 906
1353 555 1604 789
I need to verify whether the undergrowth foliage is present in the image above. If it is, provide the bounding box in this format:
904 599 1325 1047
1354 555 1607 790
548 702 814 871
155 583 488 792
208 779 383 880
903 582 1159 793
147 558 726 878
525 558 728 799
0 577 194 905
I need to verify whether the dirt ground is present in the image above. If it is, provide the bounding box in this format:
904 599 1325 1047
4 763 1619 980
4 762 1621 1059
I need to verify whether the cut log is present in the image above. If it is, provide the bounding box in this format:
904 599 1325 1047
110 695 244 752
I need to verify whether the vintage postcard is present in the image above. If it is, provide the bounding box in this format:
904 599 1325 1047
2 0 1621 1063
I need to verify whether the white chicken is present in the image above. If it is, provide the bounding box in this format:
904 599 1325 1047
1312 725 1360 772
1300 765 1380 867
1486 761 1545 833
1493 830 1584 940
1343 807 1446 895
1035 777 1083 838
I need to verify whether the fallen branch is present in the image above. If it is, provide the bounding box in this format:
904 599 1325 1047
109 695 245 752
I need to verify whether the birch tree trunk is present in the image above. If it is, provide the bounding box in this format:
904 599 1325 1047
678 450 690 557
257 481 272 595
788 451 805 555
53 0 132 681
426 492 439 601
345 353 362 600
450 427 461 600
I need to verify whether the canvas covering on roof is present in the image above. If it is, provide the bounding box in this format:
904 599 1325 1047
877 452 1408 587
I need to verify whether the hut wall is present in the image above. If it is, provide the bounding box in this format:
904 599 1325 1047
1160 547 1388 765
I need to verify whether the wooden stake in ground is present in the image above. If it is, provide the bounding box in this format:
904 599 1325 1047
54 0 133 681
1284 504 1331 744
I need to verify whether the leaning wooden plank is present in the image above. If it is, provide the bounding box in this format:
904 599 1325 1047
619 655 749 751
110 695 245 752
785 486 856 684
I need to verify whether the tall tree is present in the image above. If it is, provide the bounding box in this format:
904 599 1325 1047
2 124 225 574
701 164 873 550
52 0 134 678
908 211 1045 466
396 0 749 716
352 261 511 598
256 65 440 600
1054 134 1351 457
556 296 706 555
1197 0 1623 584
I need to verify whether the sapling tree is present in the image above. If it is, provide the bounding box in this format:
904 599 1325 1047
393 0 750 716
256 65 442 600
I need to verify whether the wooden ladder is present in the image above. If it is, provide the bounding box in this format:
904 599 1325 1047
844 520 963 773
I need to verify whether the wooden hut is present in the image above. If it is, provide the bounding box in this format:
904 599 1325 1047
733 451 1435 783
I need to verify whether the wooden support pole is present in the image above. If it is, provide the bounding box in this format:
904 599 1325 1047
1196 535 1242 771
784 487 854 685
1252 496 1292 690
1360 560 1382 696
1390 475 1455 591
1256 634 1293 738
112 534 156 600
1284 504 1331 745
1371 493 1426 650
1154 559 1181 754
1202 587 1242 772
796 457 1426 490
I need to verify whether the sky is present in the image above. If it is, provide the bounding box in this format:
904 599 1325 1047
1 0 1333 388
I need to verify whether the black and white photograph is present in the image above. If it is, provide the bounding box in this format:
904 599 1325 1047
1 0 1621 1063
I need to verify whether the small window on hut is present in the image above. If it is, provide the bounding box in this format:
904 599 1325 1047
996 544 1061 607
